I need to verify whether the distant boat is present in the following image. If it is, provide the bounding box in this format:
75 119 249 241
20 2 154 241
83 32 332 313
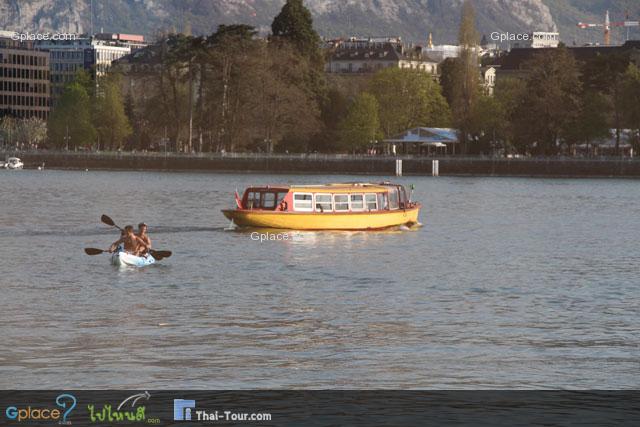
222 182 421 230
6 157 24 170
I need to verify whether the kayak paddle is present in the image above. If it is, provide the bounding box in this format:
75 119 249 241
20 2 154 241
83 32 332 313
101 214 122 231
85 248 109 255
150 249 172 260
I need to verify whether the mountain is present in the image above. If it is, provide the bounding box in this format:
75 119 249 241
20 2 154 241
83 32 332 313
1 0 639 45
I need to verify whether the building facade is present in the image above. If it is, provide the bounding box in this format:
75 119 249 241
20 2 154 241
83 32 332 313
0 31 50 119
326 38 438 74
513 32 560 49
36 34 144 102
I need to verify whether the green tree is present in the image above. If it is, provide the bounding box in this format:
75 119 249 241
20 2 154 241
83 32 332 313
450 0 480 152
271 0 327 117
492 77 527 155
95 74 132 150
338 92 381 153
16 117 47 149
202 25 259 152
621 64 640 149
271 0 321 62
468 93 505 155
48 82 96 149
439 57 460 107
248 42 321 152
369 68 451 137
581 53 629 155
514 47 582 155
74 69 95 99
564 91 610 154
309 87 350 153
0 116 17 149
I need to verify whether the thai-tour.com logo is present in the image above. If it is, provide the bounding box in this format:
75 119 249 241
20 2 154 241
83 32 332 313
174 399 196 421
5 393 77 424
87 391 160 424
174 398 272 422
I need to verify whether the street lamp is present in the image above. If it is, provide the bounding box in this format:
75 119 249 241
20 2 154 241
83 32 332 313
64 124 71 151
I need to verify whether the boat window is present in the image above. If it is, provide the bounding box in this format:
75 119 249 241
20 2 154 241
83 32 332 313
350 194 364 211
334 194 349 211
262 192 276 209
315 194 332 212
293 193 313 211
388 187 399 210
247 191 261 209
377 193 388 210
365 194 377 210
276 192 287 205
397 185 408 208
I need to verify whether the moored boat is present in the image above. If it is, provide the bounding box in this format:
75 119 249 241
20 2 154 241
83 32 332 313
111 250 156 267
222 182 421 230
6 157 24 170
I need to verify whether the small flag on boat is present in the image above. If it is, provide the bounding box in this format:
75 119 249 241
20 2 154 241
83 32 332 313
235 190 242 208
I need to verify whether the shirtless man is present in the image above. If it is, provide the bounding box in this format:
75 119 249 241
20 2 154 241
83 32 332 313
109 225 148 255
136 223 151 255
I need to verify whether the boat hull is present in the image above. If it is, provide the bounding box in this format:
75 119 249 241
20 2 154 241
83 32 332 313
222 206 420 230
111 251 156 267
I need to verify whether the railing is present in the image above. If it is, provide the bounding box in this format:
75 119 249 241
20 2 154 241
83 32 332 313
0 149 638 162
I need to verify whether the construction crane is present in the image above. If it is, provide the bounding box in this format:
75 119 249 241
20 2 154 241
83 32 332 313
577 10 639 45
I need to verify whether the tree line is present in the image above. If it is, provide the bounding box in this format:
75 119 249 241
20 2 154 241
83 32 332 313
4 0 640 155
440 1 640 156
42 0 451 154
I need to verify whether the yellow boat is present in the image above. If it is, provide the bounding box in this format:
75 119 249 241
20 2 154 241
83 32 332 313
222 182 421 231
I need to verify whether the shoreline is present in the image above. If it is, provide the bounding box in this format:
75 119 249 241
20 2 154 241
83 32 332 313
4 151 640 177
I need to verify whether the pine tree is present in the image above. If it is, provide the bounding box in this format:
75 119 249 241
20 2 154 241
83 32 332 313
271 0 321 61
451 0 480 152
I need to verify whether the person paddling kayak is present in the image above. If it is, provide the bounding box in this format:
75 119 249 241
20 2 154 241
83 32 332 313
136 222 151 255
109 225 149 255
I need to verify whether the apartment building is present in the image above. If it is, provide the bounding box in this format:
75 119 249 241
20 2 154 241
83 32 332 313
0 31 50 119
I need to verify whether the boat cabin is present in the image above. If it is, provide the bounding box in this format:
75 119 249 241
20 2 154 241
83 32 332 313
240 183 412 213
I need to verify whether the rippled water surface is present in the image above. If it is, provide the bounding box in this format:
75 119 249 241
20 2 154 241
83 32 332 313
0 170 637 388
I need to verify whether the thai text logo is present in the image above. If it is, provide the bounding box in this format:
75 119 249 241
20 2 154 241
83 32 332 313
87 392 159 424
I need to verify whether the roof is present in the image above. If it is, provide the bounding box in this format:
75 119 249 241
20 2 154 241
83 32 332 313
248 183 397 194
330 42 438 63
384 127 459 144
495 40 640 71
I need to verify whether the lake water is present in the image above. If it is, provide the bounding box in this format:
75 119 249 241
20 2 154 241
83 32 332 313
0 170 637 389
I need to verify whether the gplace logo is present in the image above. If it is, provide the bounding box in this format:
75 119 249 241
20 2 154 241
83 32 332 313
173 399 196 421
5 393 77 424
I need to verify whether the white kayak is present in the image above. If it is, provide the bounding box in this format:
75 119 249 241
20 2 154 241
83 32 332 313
111 251 156 267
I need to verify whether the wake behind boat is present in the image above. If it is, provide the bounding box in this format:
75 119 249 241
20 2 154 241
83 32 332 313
222 182 421 231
